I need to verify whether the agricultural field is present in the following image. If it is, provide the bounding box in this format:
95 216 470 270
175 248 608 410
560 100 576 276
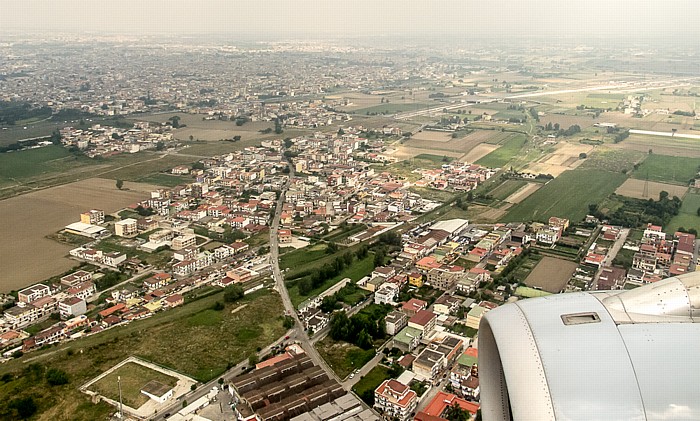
579 148 646 173
524 141 594 177
129 112 278 142
615 178 688 200
476 134 527 168
631 153 700 185
0 178 158 292
89 363 178 409
489 179 528 201
666 191 700 234
0 290 286 420
524 257 579 293
403 129 511 155
504 169 628 223
460 143 498 163
616 133 700 158
316 336 376 379
503 182 542 204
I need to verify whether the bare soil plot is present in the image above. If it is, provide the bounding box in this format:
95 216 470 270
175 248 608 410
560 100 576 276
411 131 454 142
478 207 508 221
0 178 157 292
525 142 593 176
524 257 578 293
505 182 542 204
615 178 688 200
459 144 499 163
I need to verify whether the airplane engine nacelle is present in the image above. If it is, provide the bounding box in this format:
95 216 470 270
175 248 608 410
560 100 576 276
479 272 700 421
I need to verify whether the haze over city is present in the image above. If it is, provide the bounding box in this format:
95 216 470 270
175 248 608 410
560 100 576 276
3 0 699 40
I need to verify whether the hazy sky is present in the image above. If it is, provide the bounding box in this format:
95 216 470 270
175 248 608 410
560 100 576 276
2 0 698 40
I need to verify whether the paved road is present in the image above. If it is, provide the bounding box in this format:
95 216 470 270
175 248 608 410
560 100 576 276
87 268 154 303
267 155 341 384
592 228 630 290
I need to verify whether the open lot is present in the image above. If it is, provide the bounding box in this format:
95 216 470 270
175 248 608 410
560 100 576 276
524 257 578 293
615 178 688 200
667 190 700 234
631 153 699 185
504 169 628 223
316 336 376 379
0 289 285 420
89 362 178 409
0 178 157 292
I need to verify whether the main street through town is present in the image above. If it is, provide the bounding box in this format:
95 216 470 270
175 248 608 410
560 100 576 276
268 156 342 384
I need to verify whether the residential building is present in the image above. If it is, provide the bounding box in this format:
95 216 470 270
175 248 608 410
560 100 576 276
172 234 197 250
433 295 463 316
408 310 437 337
385 311 408 336
60 270 92 288
407 272 423 287
536 225 561 245
392 326 422 353
465 305 489 330
115 218 138 237
80 209 105 225
413 348 446 383
374 282 399 305
67 281 96 300
401 298 427 316
414 391 480 421
427 265 465 290
374 379 417 421
59 297 87 318
18 284 51 304
278 229 293 243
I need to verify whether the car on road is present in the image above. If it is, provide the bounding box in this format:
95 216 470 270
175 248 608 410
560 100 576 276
349 373 354 379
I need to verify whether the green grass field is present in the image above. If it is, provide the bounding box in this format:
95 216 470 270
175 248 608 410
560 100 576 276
287 255 375 307
632 154 700 185
351 366 391 401
135 173 192 187
0 290 286 420
90 363 178 409
504 169 628 223
489 179 528 201
316 336 377 379
580 148 646 173
476 134 527 168
0 146 76 179
667 191 700 234
280 243 328 271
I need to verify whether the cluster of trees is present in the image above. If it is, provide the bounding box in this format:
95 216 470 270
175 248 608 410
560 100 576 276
543 123 581 136
0 100 52 125
0 364 69 419
223 284 245 302
297 251 354 296
673 110 696 117
589 192 682 228
328 304 390 349
94 270 124 291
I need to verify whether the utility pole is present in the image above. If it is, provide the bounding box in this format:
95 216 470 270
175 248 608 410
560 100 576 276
118 375 124 419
